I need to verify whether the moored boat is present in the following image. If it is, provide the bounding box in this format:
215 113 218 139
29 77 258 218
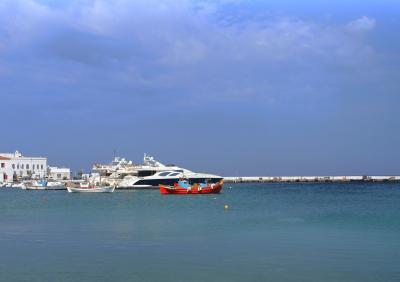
93 154 223 189
159 180 223 195
25 180 64 190
25 186 45 190
9 182 25 189
67 183 115 193
24 180 47 190
45 181 66 190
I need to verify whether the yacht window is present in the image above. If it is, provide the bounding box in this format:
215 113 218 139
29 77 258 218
138 170 156 177
159 172 171 176
169 173 180 176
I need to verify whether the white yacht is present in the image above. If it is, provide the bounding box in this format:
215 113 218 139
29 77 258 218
93 154 223 189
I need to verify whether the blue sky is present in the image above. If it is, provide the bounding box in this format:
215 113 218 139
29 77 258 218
1 0 399 176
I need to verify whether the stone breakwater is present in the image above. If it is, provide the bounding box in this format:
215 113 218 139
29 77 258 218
224 176 400 183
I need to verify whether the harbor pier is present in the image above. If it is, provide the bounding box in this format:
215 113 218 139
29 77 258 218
224 176 400 183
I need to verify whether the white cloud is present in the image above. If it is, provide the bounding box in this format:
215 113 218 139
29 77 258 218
0 0 380 103
346 16 376 33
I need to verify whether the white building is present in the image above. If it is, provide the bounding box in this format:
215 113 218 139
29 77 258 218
0 151 47 183
48 167 71 180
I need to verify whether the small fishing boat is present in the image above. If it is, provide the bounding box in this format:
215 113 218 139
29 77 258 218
67 182 115 193
24 180 66 190
159 180 223 195
24 180 47 190
46 181 66 190
7 183 19 188
25 187 44 190
0 182 26 189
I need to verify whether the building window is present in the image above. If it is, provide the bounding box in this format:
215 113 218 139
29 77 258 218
26 164 29 169
1 163 4 168
57 173 62 179
41 165 43 170
21 164 24 169
12 164 15 169
17 164 19 169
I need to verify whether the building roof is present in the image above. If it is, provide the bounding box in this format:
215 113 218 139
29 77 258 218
0 156 11 160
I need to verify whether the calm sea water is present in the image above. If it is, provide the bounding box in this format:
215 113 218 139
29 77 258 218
1 183 399 282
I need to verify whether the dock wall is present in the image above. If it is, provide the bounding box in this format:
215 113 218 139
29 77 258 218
224 176 400 183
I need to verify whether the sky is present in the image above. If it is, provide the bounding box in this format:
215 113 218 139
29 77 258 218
1 0 399 176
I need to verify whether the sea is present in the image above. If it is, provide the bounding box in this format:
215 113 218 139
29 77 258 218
0 183 399 282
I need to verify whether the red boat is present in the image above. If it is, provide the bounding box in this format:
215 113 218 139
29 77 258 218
159 180 223 195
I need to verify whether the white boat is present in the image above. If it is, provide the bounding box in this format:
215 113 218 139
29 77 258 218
67 183 115 193
12 182 27 189
25 186 45 190
118 170 223 189
46 181 66 190
93 154 223 189
25 180 48 190
24 180 66 190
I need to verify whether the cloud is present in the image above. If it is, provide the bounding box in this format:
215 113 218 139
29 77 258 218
0 0 382 107
346 16 376 33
